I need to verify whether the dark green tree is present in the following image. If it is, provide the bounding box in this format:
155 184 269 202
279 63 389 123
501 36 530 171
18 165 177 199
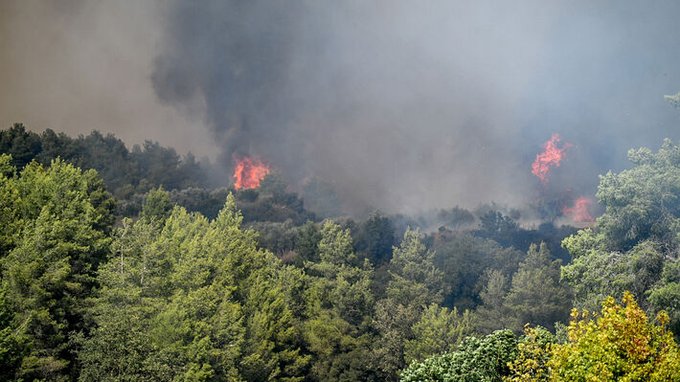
0 159 113 381
400 330 518 382
302 220 375 381
502 243 572 332
0 124 42 169
372 229 446 381
355 211 395 266
434 233 523 310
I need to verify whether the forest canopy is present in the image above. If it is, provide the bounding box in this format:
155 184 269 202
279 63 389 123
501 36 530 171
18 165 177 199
1 127 680 380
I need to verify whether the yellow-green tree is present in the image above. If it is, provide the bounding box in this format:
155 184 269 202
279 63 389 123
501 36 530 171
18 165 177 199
504 326 555 382
548 292 680 381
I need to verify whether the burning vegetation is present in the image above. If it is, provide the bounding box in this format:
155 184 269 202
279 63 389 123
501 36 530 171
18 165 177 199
530 133 596 225
3 0 680 379
562 196 594 224
531 133 572 184
233 156 270 190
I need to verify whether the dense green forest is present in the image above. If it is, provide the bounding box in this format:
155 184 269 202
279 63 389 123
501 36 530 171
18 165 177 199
1 124 680 381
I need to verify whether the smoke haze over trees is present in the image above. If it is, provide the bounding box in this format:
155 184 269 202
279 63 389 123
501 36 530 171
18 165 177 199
2 1 680 214
3 1 680 378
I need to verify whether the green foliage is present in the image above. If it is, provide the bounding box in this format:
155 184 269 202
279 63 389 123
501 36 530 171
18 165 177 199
0 155 20 254
296 221 322 263
389 229 445 307
234 185 315 225
317 220 357 267
648 260 680 335
549 292 680 381
5 127 680 381
404 304 474 363
79 196 309 381
562 140 680 333
479 211 519 238
140 187 173 222
400 330 518 382
433 233 523 310
169 187 230 220
504 326 555 382
0 124 42 168
0 124 216 218
503 243 571 332
597 139 680 251
475 243 571 334
476 269 511 333
354 211 395 265
77 219 170 381
302 220 376 381
371 230 448 380
0 159 113 380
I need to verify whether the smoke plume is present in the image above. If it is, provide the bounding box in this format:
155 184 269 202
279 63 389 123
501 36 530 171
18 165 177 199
3 1 680 215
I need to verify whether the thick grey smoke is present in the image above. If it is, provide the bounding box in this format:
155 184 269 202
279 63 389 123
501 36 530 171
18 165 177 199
151 0 680 214
3 1 680 215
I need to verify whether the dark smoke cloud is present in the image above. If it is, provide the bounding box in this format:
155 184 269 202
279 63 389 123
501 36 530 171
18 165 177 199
3 1 680 215
151 0 680 214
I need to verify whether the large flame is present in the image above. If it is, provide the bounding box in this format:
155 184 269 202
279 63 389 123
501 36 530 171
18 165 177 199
233 157 270 190
531 133 572 184
563 196 594 224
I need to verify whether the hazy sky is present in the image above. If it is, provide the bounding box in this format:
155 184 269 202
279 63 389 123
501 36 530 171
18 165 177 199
2 1 680 214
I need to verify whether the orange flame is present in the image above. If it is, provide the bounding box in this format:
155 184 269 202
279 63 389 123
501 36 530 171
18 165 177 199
233 157 270 190
532 133 572 184
563 196 594 223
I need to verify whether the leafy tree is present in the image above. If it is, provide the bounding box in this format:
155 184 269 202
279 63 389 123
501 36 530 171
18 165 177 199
0 159 113 381
648 260 680 335
549 292 680 381
503 326 555 382
477 210 520 247
475 243 571 334
169 187 229 220
295 221 321 263
598 144 680 251
354 211 395 266
562 140 680 330
73 131 138 195
372 229 446 380
503 243 572 332
433 233 522 310
475 269 511 333
0 124 42 168
0 288 24 381
400 330 518 382
235 182 314 225
389 229 445 307
0 155 20 255
140 187 173 222
250 220 299 258
77 218 175 382
403 304 474 363
80 195 309 381
131 141 183 190
302 220 375 381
